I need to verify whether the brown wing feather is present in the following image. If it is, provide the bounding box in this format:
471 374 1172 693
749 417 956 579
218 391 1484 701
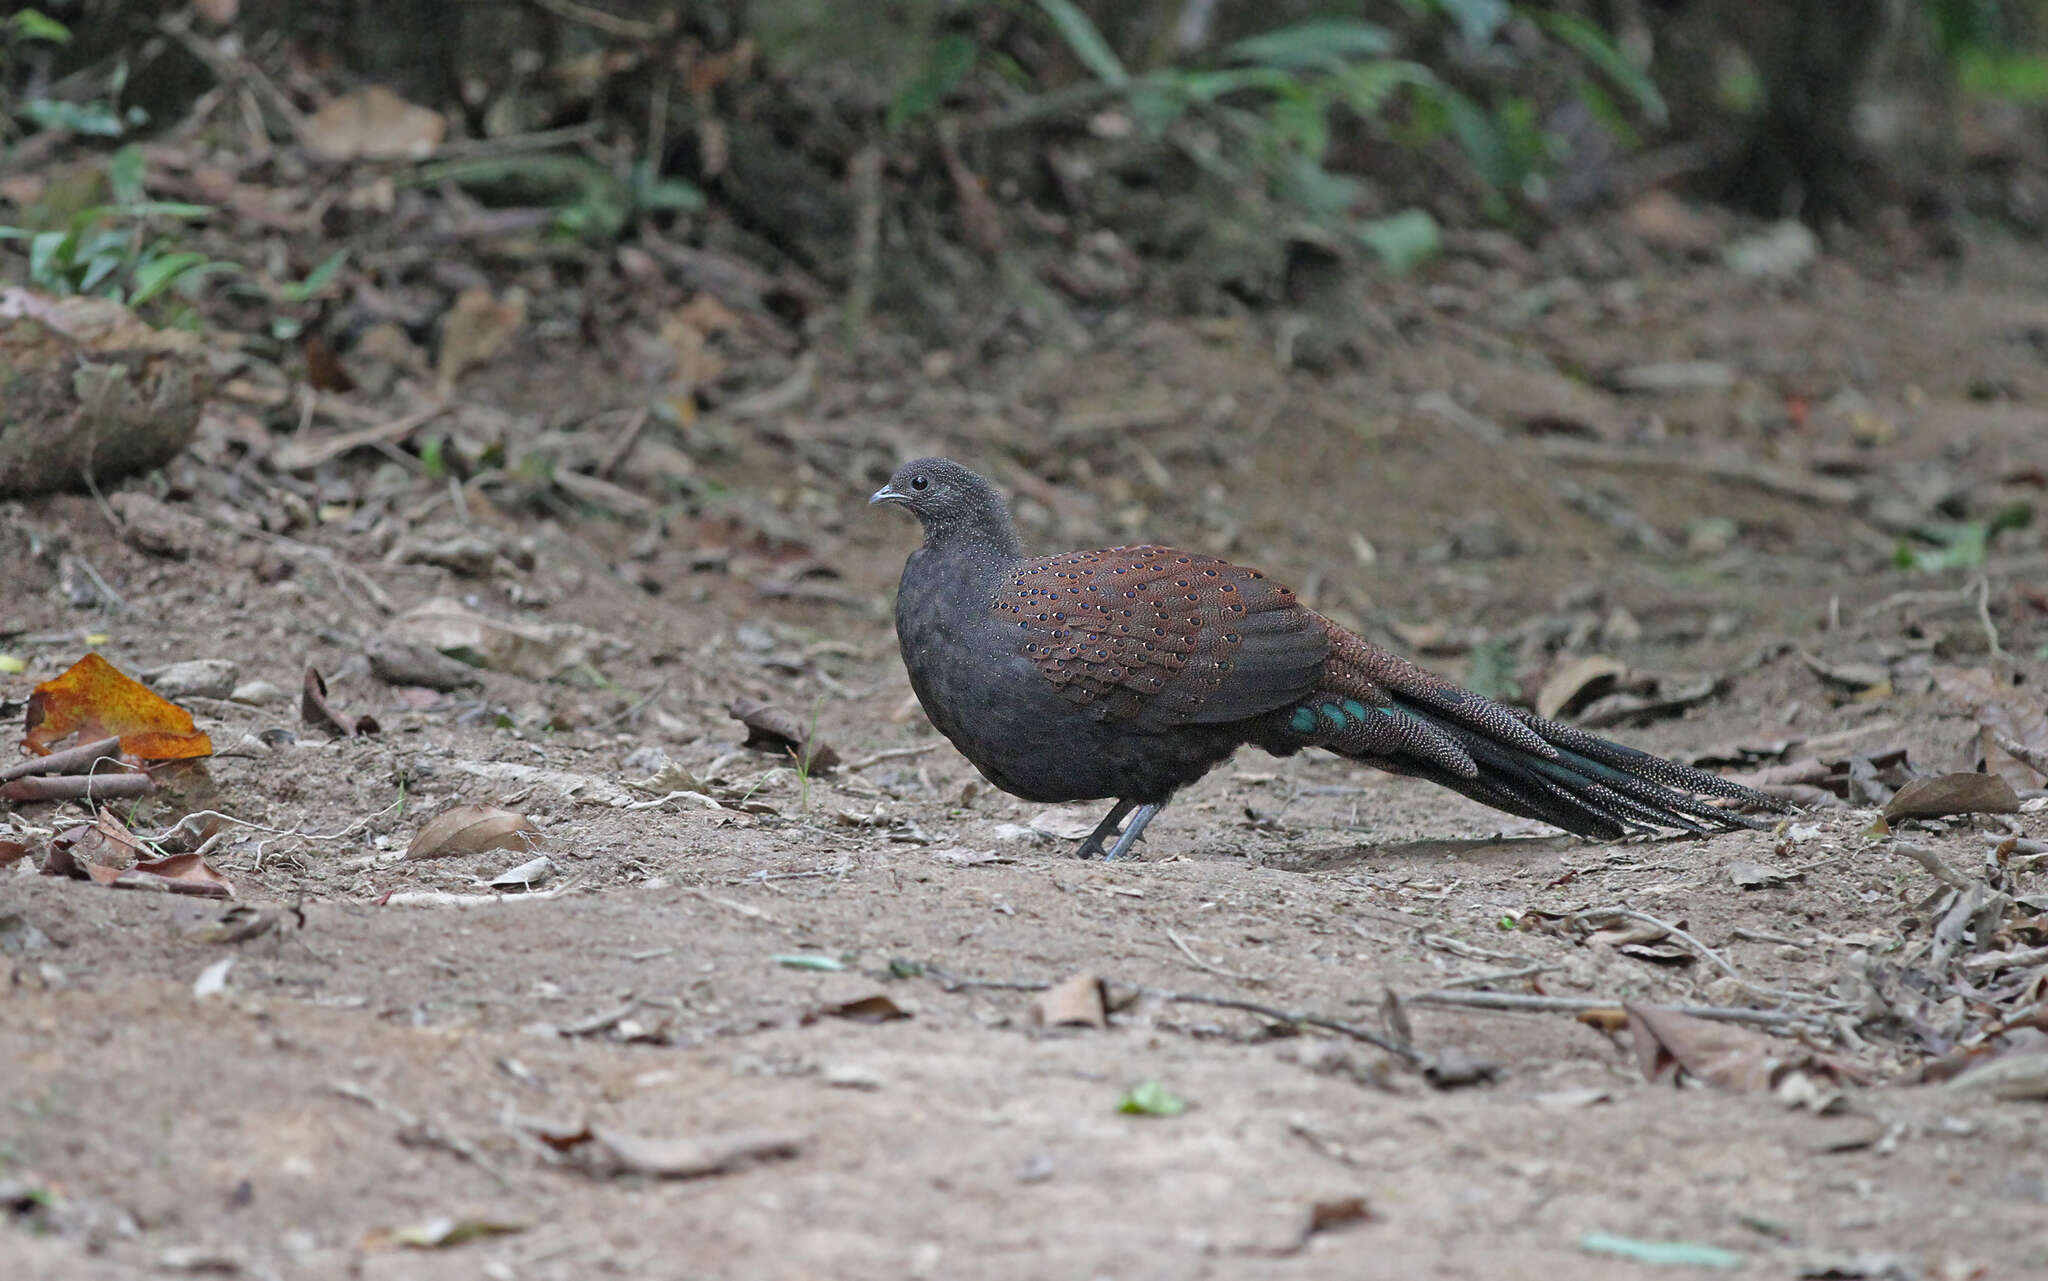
993 545 1328 731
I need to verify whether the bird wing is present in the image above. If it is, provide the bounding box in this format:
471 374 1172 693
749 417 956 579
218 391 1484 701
994 545 1328 731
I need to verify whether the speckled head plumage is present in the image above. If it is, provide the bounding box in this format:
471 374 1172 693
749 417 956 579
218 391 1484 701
871 457 1020 555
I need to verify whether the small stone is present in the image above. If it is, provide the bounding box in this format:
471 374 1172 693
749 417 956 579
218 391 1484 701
1724 219 1819 278
229 679 286 706
145 659 237 700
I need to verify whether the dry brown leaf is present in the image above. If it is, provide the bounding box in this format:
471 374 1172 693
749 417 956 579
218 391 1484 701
1931 666 2048 791
1947 1045 2048 1100
807 994 912 1024
301 666 379 738
1626 1003 1866 1092
1535 655 1627 721
727 697 839 772
389 598 616 681
436 286 527 388
583 1127 804 1178
303 86 446 161
408 805 541 860
24 654 212 760
1030 972 1108 1029
1881 772 2020 820
105 853 236 899
192 0 240 24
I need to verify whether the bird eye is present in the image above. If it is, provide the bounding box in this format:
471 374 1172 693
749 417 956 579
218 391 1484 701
910 474 929 491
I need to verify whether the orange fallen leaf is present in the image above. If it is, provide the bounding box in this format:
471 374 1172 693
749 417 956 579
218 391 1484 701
24 654 213 760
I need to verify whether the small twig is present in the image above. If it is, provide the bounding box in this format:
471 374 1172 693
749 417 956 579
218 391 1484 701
844 743 940 771
379 882 579 907
60 554 127 614
596 406 652 480
1892 841 1975 892
1404 990 1828 1028
1971 574 2005 659
680 885 780 924
0 736 122 782
843 144 883 341
1993 734 2048 778
1573 905 1835 1007
526 0 666 39
1165 929 1266 985
598 678 669 731
1731 927 1811 948
915 965 1417 1062
1438 963 1555 990
0 774 153 802
272 403 450 472
1152 990 1421 1065
330 1081 509 1188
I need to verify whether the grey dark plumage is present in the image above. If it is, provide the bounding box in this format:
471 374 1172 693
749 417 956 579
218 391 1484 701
873 457 1789 859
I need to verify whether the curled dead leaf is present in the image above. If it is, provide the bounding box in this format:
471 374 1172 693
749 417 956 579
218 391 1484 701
1535 655 1627 721
727 696 839 772
301 667 379 738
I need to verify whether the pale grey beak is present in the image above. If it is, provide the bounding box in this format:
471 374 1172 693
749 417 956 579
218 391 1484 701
870 485 907 505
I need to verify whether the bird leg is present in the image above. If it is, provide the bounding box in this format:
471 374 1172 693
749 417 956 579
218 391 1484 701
1072 799 1135 860
1101 803 1162 860
1072 800 1162 860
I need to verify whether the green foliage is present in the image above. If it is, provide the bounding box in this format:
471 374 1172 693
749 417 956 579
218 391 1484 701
1117 1080 1187 1116
1893 503 2033 572
1011 3 1660 263
1922 0 2048 102
0 146 235 318
409 154 701 242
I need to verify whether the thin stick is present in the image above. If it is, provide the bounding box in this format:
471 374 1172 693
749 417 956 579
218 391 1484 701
330 1081 509 1188
0 773 155 801
1892 841 1975 892
1152 990 1420 1064
271 403 450 472
1993 733 2048 777
379 883 578 907
1 736 122 782
1572 906 1838 1008
1972 574 2005 659
1165 930 1266 985
844 743 941 771
1437 963 1555 990
1405 990 1826 1028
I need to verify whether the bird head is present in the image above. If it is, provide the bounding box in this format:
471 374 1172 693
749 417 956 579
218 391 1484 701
871 457 1019 553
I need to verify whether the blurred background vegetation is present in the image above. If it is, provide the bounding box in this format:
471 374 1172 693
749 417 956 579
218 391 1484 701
7 0 2048 332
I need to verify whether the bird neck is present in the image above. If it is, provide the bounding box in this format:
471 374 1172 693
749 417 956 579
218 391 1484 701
919 503 1023 564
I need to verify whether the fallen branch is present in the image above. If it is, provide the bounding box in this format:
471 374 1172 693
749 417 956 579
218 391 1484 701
843 743 941 771
1405 990 1826 1029
1892 841 1976 892
1 736 124 782
1165 929 1267 985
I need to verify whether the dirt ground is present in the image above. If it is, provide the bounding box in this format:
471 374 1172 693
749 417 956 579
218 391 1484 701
5 213 2048 1280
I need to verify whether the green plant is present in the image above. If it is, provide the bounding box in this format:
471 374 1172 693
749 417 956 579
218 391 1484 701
895 2 1664 267
0 145 235 317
